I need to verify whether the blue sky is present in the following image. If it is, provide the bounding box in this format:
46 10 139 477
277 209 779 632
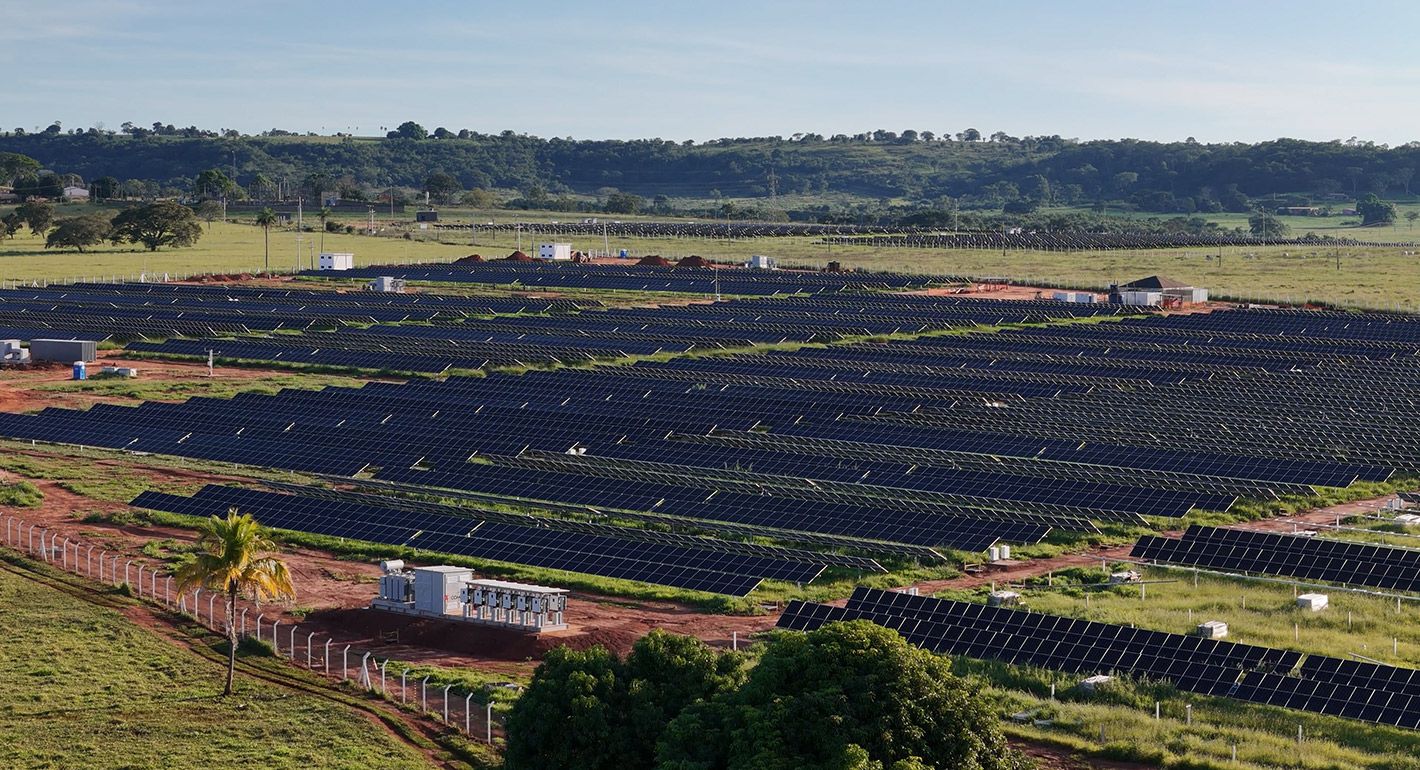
4 0 1419 144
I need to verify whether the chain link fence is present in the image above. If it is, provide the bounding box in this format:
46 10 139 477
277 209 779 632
0 512 507 743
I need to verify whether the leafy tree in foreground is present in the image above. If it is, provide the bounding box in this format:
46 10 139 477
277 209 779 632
657 620 1025 770
1356 193 1398 226
45 214 113 252
504 630 745 770
504 645 625 770
621 630 747 769
110 201 202 251
174 509 294 696
14 200 55 235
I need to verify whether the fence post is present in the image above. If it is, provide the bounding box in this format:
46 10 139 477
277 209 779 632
272 621 280 653
124 559 132 587
61 538 69 570
194 588 202 616
422 677 429 712
380 659 388 694
135 564 144 596
343 645 350 680
486 701 493 743
209 593 218 627
150 568 158 598
289 625 297 658
465 692 474 734
402 670 409 702
240 609 248 638
307 632 315 668
360 652 373 689
444 684 452 723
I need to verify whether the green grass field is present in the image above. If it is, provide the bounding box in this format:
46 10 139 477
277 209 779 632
8 204 1420 308
0 562 436 770
929 567 1420 769
938 565 1420 668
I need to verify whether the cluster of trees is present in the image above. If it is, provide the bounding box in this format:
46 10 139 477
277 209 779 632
8 130 1420 231
1 200 203 252
504 622 1025 770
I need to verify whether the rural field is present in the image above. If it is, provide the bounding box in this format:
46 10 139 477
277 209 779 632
0 558 444 770
10 5 1420 766
10 204 1420 310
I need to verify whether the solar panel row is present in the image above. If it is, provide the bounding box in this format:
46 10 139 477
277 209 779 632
131 485 829 595
1133 526 1420 593
778 587 1420 728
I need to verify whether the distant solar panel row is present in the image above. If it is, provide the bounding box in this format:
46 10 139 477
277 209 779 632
132 485 828 595
1133 526 1420 593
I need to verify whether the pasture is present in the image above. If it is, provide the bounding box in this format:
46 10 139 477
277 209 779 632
7 204 1420 308
0 560 437 770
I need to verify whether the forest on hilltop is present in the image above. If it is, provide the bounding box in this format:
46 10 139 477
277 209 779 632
2 124 1417 224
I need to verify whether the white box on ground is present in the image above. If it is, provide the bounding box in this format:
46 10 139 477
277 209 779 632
1297 593 1329 611
413 566 472 615
538 242 573 261
318 252 355 271
1196 620 1229 639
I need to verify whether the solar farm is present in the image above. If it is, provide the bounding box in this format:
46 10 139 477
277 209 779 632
8 260 1420 767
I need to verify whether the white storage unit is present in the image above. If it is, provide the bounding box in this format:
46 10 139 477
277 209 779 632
749 255 776 270
367 276 406 293
538 242 573 261
1196 620 1229 639
413 566 472 615
318 252 355 271
1297 593 1329 612
1117 290 1163 306
1051 291 1097 303
987 590 1021 607
1165 287 1209 303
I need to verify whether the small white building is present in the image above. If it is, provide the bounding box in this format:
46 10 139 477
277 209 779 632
62 186 90 202
538 242 573 261
318 252 355 271
749 255 777 270
367 276 406 293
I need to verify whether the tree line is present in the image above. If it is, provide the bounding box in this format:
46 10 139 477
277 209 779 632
1 199 203 252
6 128 1418 231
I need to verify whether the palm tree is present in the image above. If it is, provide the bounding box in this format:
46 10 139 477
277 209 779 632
317 206 334 255
175 509 294 696
254 207 277 274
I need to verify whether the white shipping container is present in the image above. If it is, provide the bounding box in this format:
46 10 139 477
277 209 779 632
1118 290 1163 306
538 242 573 261
318 252 355 271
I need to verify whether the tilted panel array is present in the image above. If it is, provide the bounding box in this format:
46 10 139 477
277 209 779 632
779 588 1420 728
131 485 832 595
778 587 1299 697
1133 526 1420 593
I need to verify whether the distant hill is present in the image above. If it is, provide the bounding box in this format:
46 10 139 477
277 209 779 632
3 131 1417 216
